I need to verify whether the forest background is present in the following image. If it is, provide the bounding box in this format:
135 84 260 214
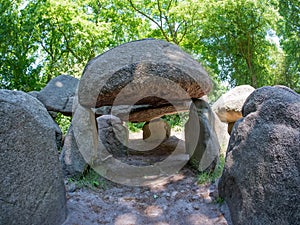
1 0 299 130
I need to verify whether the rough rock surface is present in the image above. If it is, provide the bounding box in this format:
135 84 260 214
0 90 67 225
227 122 235 134
93 101 190 122
28 90 39 98
97 115 129 158
212 111 230 156
63 167 231 225
212 85 255 123
142 118 171 142
78 39 212 108
38 74 79 115
219 86 300 225
185 99 220 172
60 124 88 177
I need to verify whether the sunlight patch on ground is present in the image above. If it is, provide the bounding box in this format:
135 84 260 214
144 205 164 218
114 213 137 225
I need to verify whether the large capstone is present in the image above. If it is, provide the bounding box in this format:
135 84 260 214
93 101 190 122
78 39 212 110
218 86 300 225
0 90 67 225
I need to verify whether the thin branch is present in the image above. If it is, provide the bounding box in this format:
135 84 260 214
157 0 162 25
167 0 173 11
157 0 171 41
174 20 186 43
164 0 181 44
178 21 188 44
38 40 54 62
128 0 170 42
174 21 184 34
37 39 56 81
55 20 83 62
164 15 176 43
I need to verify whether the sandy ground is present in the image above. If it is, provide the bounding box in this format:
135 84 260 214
128 128 185 140
62 130 232 225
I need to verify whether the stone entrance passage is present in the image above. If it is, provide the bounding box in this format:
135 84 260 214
70 39 220 185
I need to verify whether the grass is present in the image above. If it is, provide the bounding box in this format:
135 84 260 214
197 154 225 185
214 196 225 204
68 168 107 190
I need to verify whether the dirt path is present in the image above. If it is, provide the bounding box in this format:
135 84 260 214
63 167 232 225
62 130 232 225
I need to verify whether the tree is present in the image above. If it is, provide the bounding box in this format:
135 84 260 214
128 0 293 90
0 0 43 91
196 0 283 88
277 0 300 92
0 0 146 91
128 0 201 45
0 0 298 93
28 0 114 82
127 0 227 98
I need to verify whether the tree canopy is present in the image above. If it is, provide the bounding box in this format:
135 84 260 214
0 0 299 92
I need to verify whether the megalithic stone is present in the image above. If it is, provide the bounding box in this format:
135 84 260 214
78 39 212 109
185 98 220 172
0 90 67 225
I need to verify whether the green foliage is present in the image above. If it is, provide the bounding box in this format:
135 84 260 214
0 0 43 91
198 154 225 185
126 121 145 132
0 0 298 93
197 0 283 88
214 196 225 204
128 0 200 45
207 73 229 104
197 171 211 185
162 112 189 128
30 0 112 80
69 167 107 190
0 0 146 91
55 113 72 135
277 0 300 93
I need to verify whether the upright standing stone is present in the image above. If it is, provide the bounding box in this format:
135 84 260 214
219 86 300 225
212 111 230 156
143 118 171 142
185 99 220 172
97 115 129 158
60 124 88 177
0 90 67 225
